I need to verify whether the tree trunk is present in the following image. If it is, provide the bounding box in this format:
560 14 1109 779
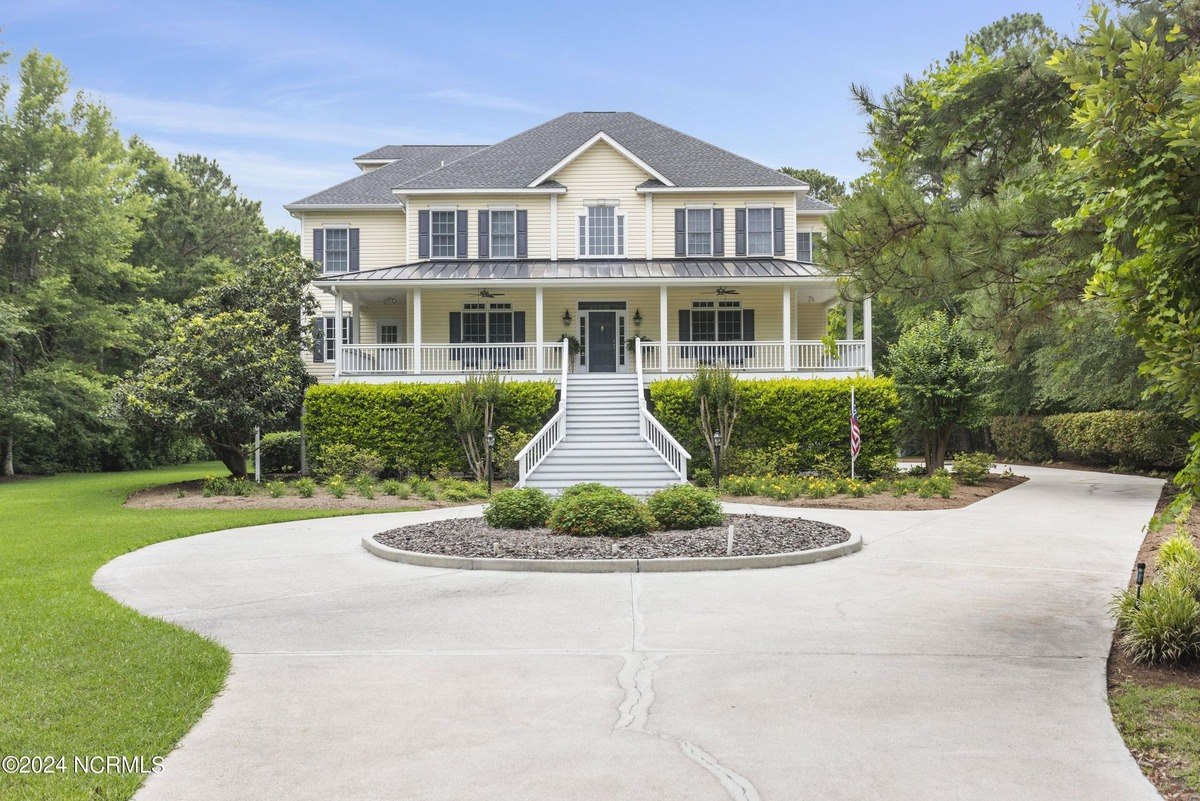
3 431 12 476
931 428 952 475
212 443 248 478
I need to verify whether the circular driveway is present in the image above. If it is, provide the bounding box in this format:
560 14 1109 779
95 466 1164 800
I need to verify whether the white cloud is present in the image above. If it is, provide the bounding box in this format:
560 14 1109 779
419 89 552 115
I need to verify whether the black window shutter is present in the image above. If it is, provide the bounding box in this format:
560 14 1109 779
735 209 746 256
449 311 462 361
313 229 324 268
418 211 430 259
312 318 325 362
513 311 526 342
348 228 360 271
516 210 528 258
678 309 691 358
453 209 468 256
674 209 686 257
742 309 755 358
478 211 490 259
773 207 785 255
712 209 724 256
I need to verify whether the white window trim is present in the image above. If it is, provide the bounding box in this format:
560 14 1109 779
744 205 775 257
689 300 744 342
429 209 457 259
488 208 518 259
461 302 516 344
684 207 714 257
321 225 350 274
577 202 626 258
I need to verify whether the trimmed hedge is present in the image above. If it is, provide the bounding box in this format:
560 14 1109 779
258 431 301 473
648 377 900 478
304 381 557 476
1042 410 1191 469
990 416 1055 462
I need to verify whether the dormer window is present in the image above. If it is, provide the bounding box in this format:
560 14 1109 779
686 208 713 256
578 203 625 257
430 210 457 258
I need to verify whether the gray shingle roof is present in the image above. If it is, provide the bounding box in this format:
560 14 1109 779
396 112 805 190
314 258 823 283
289 145 488 206
354 144 485 162
796 195 837 212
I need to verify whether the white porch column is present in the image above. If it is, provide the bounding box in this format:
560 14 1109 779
549 195 558 261
782 286 792 372
333 291 343 378
535 286 545 373
863 296 873 375
659 284 668 371
412 288 423 375
845 301 855 340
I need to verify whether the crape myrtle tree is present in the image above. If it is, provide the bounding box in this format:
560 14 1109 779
1048 1 1200 502
119 256 318 478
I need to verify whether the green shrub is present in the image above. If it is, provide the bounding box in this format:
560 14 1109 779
1042 410 1192 469
354 475 375 499
294 477 316 498
326 475 347 499
304 381 557 476
917 475 954 498
229 478 254 496
313 443 384 479
952 452 995 485
202 475 231 497
548 487 655 537
380 479 408 498
990 416 1055 462
558 482 623 500
1158 533 1200 584
691 467 714 488
492 426 532 482
266 479 286 498
408 477 437 500
650 377 900 479
484 488 554 529
647 484 724 530
259 431 302 473
439 477 489 502
1113 581 1200 665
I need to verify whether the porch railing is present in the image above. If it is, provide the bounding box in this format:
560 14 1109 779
640 340 868 373
421 343 541 374
635 337 689 482
340 344 415 375
514 339 570 487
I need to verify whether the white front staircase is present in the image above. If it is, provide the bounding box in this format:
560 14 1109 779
522 373 683 496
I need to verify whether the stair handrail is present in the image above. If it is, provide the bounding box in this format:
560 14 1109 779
635 337 690 482
514 338 569 487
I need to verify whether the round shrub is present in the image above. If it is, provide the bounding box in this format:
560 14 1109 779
548 487 655 537
558 482 624 500
647 484 723 530
484 488 553 529
951 452 995 485
258 431 301 473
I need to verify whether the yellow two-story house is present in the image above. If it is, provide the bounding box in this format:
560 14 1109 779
286 112 870 492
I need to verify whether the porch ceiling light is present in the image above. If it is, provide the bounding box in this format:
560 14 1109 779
562 309 572 327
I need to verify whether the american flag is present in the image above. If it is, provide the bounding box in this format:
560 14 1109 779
850 388 861 459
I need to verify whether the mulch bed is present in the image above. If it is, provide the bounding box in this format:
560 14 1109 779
124 479 506 511
373 514 850 560
719 473 1026 511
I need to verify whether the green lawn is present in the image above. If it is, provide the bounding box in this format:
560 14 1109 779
1111 682 1200 794
0 462 411 801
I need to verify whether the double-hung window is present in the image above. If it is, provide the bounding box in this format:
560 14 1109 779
430 210 457 258
315 315 354 361
796 231 823 262
746 208 773 256
578 204 624 257
462 302 514 344
686 208 713 256
322 227 349 273
490 210 516 258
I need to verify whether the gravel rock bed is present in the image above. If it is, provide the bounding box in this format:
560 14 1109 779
373 514 850 560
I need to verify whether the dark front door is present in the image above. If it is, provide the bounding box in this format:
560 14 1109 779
587 312 617 372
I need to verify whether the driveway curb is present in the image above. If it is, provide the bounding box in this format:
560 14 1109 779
361 527 862 572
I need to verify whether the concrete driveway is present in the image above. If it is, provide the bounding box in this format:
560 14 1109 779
95 465 1164 800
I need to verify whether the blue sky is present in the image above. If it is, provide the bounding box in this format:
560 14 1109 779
4 0 1088 230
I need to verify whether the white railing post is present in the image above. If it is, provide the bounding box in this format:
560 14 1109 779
782 287 792 372
863 296 874 375
333 291 343 379
514 338 570 487
535 286 545 373
659 285 669 373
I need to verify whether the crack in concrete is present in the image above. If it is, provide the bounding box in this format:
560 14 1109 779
614 574 762 801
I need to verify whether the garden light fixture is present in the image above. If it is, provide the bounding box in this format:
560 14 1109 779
485 429 496 495
713 429 723 490
1135 562 1146 602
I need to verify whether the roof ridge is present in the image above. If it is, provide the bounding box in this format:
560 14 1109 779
394 112 575 189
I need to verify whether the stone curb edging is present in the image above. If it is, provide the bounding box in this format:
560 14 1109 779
361 528 862 573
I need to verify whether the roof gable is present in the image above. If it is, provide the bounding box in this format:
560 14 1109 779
529 132 673 187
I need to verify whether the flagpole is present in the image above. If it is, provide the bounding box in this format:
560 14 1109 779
850 385 857 480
